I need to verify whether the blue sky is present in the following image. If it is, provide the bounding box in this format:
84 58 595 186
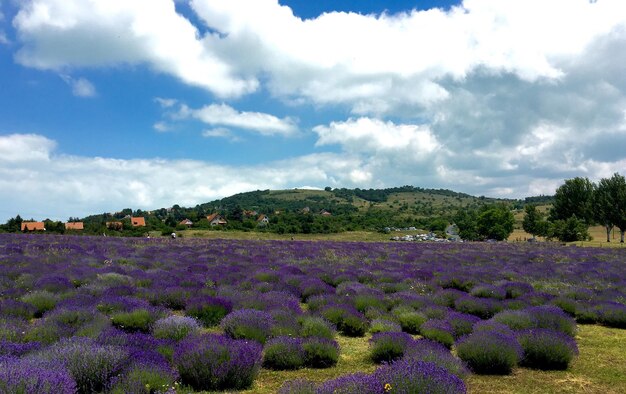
1 0 625 221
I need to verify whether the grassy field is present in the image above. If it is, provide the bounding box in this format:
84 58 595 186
508 226 626 248
235 324 626 394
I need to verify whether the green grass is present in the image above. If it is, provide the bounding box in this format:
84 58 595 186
194 324 625 394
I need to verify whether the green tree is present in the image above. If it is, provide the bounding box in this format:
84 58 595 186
549 177 595 225
549 216 590 242
453 210 479 241
477 204 515 241
522 205 545 239
595 173 626 243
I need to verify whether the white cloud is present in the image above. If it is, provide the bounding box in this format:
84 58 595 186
154 97 177 108
59 74 96 97
13 0 257 97
179 103 298 136
202 127 239 141
314 117 440 158
0 134 367 220
0 133 56 162
153 122 171 132
13 0 626 108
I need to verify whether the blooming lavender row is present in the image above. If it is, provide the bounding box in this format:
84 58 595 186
1 233 625 391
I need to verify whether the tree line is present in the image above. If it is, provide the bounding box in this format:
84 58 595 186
523 173 626 243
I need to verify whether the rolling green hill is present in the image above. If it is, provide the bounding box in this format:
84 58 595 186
75 186 553 235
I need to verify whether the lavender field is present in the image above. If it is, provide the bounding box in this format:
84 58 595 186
1 233 625 393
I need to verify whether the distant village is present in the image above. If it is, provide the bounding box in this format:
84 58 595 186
17 207 329 233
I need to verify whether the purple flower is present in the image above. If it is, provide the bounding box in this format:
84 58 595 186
517 328 578 370
456 331 523 375
0 357 76 394
173 334 262 391
318 372 383 394
221 309 274 343
373 359 467 394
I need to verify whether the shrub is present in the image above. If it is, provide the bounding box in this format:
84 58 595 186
353 294 387 313
185 296 232 327
369 318 402 334
263 336 305 370
456 331 523 375
299 315 336 339
111 309 158 333
24 320 73 344
373 359 466 394
320 304 368 337
404 339 469 378
0 357 76 394
278 379 317 394
110 350 179 394
0 299 35 320
0 317 28 342
471 284 506 300
35 275 74 293
0 340 42 357
221 309 274 343
454 296 502 319
498 281 534 299
517 329 579 370
36 336 129 394
173 334 262 391
472 320 516 336
317 372 383 394
369 332 414 364
302 337 340 368
446 311 480 339
21 291 59 318
110 365 178 394
152 315 201 341
595 302 626 328
492 310 537 331
526 305 577 337
396 311 427 334
432 289 466 308
420 319 455 348
339 313 369 337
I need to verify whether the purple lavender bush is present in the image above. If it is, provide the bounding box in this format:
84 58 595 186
299 315 336 339
369 332 415 364
526 305 577 337
263 336 305 370
595 302 626 328
221 308 274 343
278 379 317 394
152 315 201 341
302 337 340 368
492 310 537 331
173 334 262 391
0 357 76 394
517 328 579 370
456 331 523 374
420 319 455 348
404 339 469 378
369 318 402 334
35 336 129 393
373 359 467 394
185 295 232 327
317 372 383 394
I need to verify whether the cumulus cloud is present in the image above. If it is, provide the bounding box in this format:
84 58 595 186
177 103 298 136
0 133 365 220
7 0 626 206
202 127 239 141
314 117 440 158
13 0 257 97
60 74 96 97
